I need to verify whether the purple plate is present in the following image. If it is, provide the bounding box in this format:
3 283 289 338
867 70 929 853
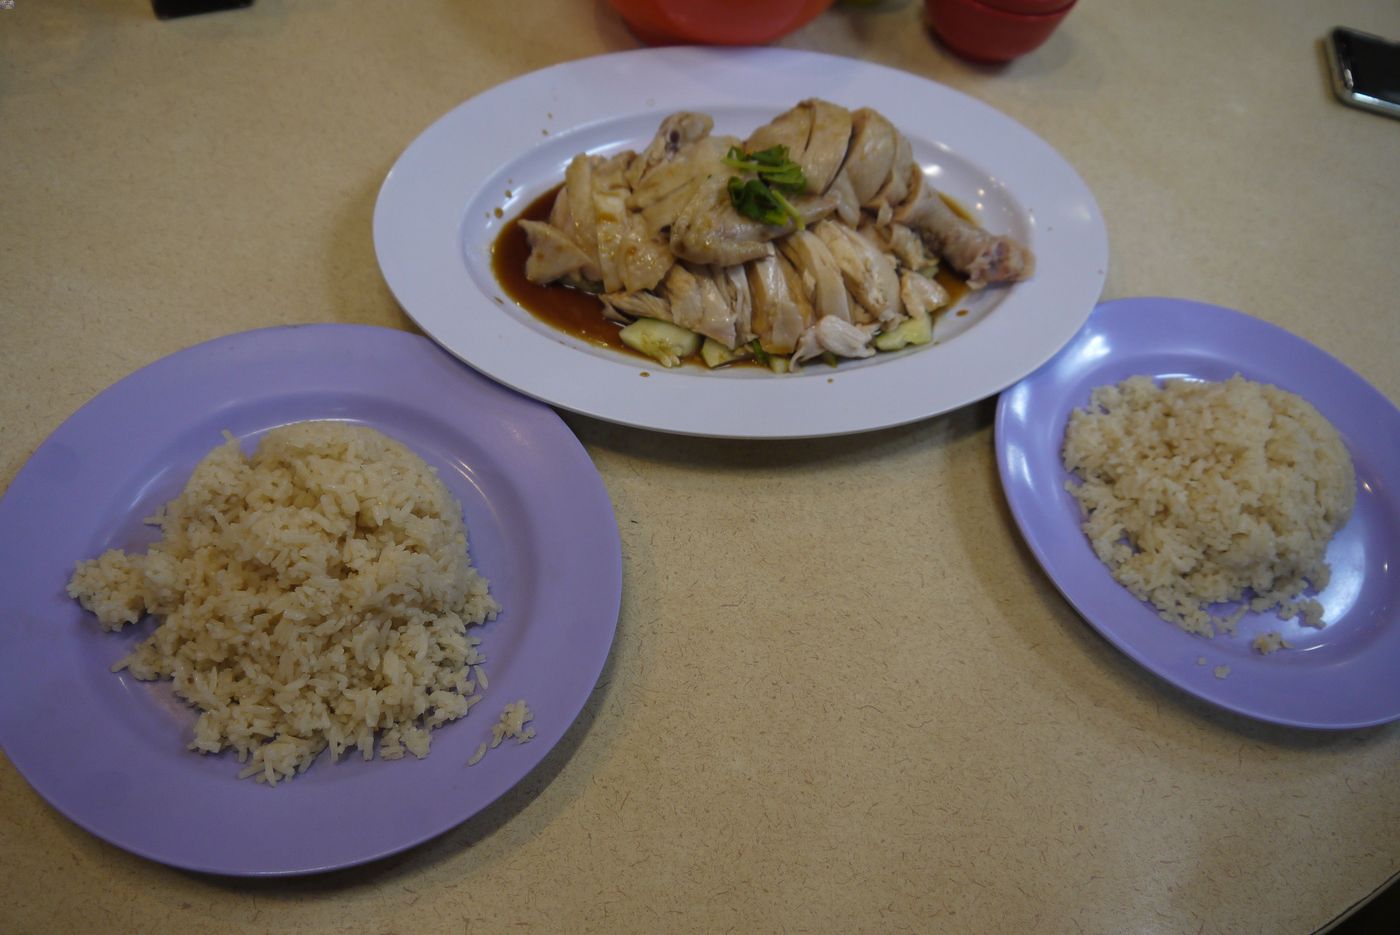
0 325 622 875
996 298 1400 729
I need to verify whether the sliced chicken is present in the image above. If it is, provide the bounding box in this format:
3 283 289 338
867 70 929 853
778 229 852 323
660 264 703 332
713 264 754 348
639 179 709 237
895 170 1035 289
744 99 852 196
601 290 672 324
520 220 592 285
519 102 1036 371
796 99 852 195
616 217 675 293
776 253 817 338
670 173 838 267
792 317 879 365
746 252 811 354
661 264 742 348
745 103 812 165
818 316 879 357
791 326 824 364
591 152 635 293
548 185 572 231
625 112 713 190
812 219 903 329
899 270 949 320
563 154 603 280
841 108 899 207
627 132 733 221
826 171 861 227
870 134 914 226
875 222 939 274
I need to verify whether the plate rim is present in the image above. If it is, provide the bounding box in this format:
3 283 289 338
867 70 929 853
373 46 1109 439
995 296 1400 730
0 323 623 875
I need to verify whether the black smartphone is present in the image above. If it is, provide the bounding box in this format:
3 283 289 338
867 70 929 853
1326 26 1400 120
153 0 252 19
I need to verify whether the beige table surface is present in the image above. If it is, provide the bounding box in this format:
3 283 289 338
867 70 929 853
3 1 1398 932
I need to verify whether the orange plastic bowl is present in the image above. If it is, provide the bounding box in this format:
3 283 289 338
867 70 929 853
607 0 835 46
925 0 1076 63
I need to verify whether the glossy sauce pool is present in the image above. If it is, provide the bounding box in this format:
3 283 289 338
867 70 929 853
491 184 974 365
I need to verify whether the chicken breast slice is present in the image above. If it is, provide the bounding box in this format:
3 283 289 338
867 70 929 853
670 173 838 267
616 214 675 293
625 111 714 190
743 99 852 196
779 229 852 323
876 222 939 274
519 220 593 285
632 135 737 234
713 264 755 348
548 185 571 231
812 219 903 329
630 135 729 211
894 170 1035 289
841 108 899 207
564 154 603 279
776 253 817 340
591 152 635 294
660 264 703 332
747 252 812 355
660 264 742 348
796 99 853 195
899 270 949 321
745 103 812 165
826 171 861 226
870 133 914 226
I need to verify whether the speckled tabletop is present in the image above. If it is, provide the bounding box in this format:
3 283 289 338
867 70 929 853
2 1 1398 933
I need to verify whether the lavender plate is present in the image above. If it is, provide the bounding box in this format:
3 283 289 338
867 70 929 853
996 298 1400 729
0 325 622 875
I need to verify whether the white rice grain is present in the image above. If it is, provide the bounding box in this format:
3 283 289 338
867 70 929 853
67 422 500 785
1062 375 1354 642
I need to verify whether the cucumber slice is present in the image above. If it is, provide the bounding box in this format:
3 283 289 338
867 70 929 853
619 319 701 368
873 314 933 352
700 338 739 369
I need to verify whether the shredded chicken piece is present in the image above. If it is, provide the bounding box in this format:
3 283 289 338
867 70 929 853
601 290 671 324
792 316 878 364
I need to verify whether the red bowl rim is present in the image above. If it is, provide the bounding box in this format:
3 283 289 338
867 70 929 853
928 0 1076 18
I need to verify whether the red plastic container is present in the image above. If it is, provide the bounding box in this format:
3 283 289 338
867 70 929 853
925 0 1076 63
607 0 835 46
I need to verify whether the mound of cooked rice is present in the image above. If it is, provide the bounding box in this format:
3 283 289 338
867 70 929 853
1062 375 1355 640
67 422 499 785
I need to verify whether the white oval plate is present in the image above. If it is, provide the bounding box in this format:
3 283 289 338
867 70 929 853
374 48 1108 439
